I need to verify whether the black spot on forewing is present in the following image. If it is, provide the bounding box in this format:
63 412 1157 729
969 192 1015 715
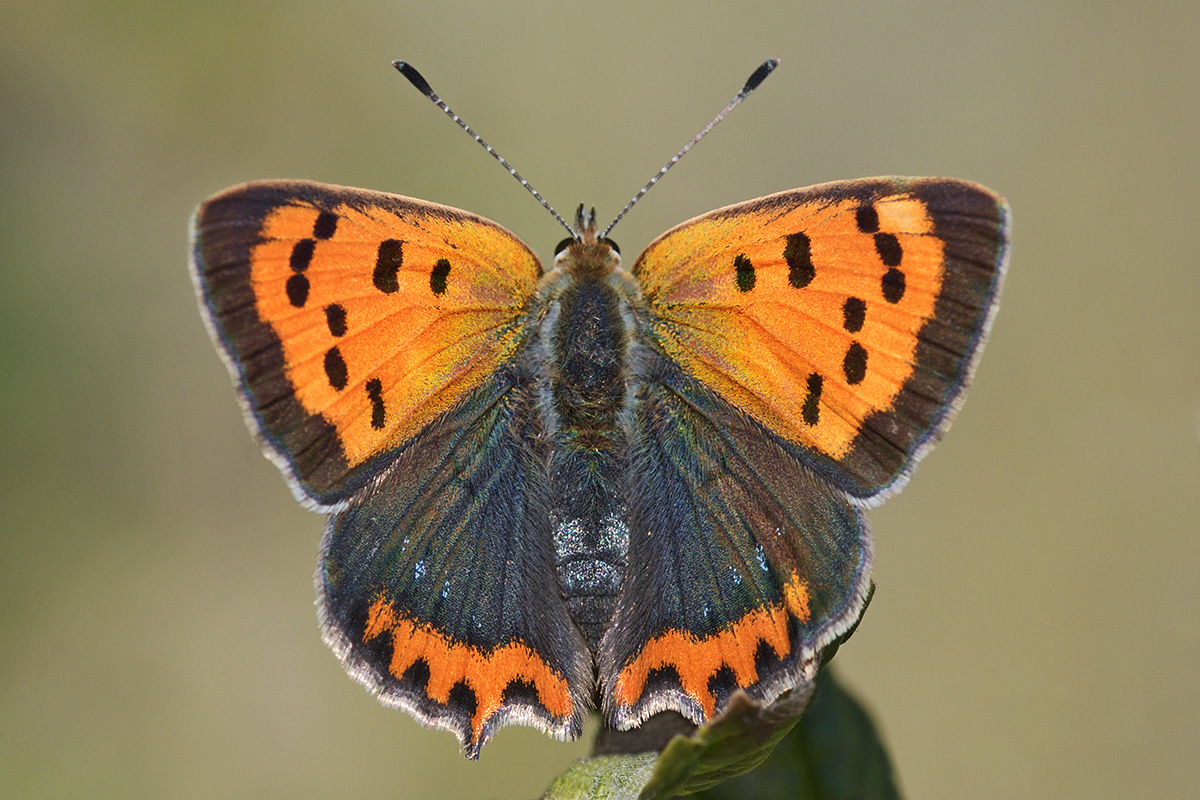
842 297 866 332
325 304 347 337
313 211 338 240
802 372 823 426
286 273 309 307
734 254 755 292
874 233 902 267
324 347 348 391
290 239 315 272
843 343 868 385
784 232 814 288
366 378 386 429
287 236 316 306
882 268 906 303
855 203 880 234
374 240 403 293
431 258 451 295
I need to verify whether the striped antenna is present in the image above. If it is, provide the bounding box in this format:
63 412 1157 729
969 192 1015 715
393 60 577 238
600 59 779 239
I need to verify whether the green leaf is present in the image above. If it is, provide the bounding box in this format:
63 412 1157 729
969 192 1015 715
541 670 901 800
694 670 902 800
540 753 658 800
638 681 817 799
541 686 813 800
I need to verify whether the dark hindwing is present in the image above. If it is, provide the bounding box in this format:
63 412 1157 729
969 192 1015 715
318 364 590 757
600 349 871 729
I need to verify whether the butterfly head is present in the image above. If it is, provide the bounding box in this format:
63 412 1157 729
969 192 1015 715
554 204 621 275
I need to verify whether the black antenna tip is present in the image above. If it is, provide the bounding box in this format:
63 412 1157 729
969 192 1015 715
743 59 780 93
393 60 436 99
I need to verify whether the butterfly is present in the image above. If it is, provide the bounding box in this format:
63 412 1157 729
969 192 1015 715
189 61 1008 758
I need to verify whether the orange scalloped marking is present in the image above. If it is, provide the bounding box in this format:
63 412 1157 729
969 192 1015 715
615 572 811 717
363 596 572 743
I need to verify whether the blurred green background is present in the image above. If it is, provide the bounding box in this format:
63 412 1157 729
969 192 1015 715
2 1 1197 798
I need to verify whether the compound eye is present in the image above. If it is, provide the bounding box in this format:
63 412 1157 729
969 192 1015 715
601 238 620 255
554 237 574 257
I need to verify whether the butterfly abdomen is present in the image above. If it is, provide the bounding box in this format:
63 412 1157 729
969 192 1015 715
542 273 634 648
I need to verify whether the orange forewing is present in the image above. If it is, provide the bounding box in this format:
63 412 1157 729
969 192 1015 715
248 195 540 467
635 182 942 464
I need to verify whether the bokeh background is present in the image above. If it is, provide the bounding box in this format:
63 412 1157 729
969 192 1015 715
2 2 1197 798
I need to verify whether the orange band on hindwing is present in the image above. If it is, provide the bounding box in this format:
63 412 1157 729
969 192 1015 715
363 596 573 745
614 573 812 717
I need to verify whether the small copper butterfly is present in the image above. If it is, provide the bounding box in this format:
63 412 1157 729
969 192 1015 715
190 60 1008 757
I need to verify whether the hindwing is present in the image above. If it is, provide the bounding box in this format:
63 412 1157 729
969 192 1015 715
601 349 871 727
319 364 591 757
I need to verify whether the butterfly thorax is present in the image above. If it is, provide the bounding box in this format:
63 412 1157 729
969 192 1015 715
539 240 636 650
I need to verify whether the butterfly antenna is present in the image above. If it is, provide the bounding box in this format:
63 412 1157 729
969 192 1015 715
600 59 779 239
393 61 577 238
